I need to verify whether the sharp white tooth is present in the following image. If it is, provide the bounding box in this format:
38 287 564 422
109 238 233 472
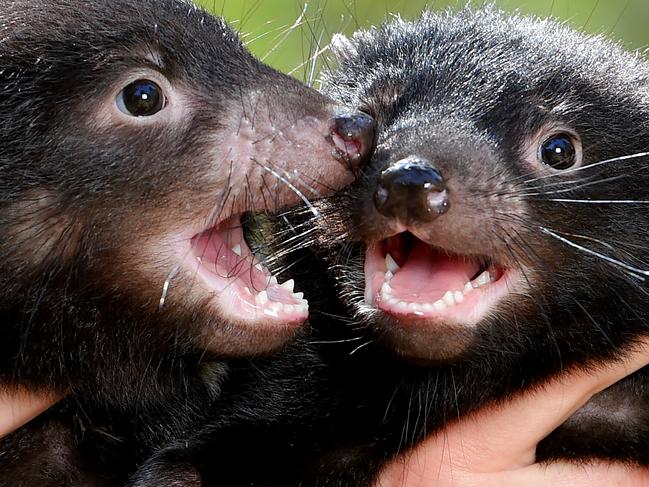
422 303 435 312
268 276 278 286
443 291 455 306
408 303 421 312
196 256 203 263
270 302 282 313
386 253 400 272
263 308 279 317
433 299 447 310
232 244 242 256
387 297 400 306
293 292 304 300
384 270 393 281
395 301 410 312
255 290 269 305
474 271 492 288
255 263 264 271
464 282 474 294
280 279 295 292
380 281 393 297
243 287 252 296
454 291 464 303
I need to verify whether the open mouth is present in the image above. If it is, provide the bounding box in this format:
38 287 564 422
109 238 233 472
365 232 516 324
184 214 308 325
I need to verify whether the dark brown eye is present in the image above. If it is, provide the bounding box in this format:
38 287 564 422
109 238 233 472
539 134 577 170
117 80 165 117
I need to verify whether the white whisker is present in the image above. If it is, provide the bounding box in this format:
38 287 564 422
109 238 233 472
547 199 649 204
539 226 649 280
159 265 181 310
349 339 374 355
250 158 320 217
521 151 649 185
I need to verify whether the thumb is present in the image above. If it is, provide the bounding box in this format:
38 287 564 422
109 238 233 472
375 337 649 486
0 389 62 438
451 337 649 471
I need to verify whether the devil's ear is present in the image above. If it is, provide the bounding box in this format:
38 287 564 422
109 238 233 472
330 33 358 64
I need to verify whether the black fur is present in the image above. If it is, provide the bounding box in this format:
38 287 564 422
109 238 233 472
132 8 649 487
0 0 368 484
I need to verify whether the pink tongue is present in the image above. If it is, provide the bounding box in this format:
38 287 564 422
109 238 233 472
389 241 480 303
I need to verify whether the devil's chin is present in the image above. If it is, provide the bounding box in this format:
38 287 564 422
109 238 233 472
371 313 477 363
196 314 304 358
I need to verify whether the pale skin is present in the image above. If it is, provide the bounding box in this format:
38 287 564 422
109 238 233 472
0 389 61 439
3 341 649 486
377 338 649 487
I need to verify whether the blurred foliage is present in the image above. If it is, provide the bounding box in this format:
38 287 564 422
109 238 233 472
195 0 649 82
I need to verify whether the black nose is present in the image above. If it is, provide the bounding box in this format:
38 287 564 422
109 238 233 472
374 156 449 222
330 111 376 172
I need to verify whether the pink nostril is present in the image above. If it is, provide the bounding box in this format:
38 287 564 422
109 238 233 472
332 132 362 159
330 111 376 172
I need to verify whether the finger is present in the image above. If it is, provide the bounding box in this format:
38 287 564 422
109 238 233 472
458 336 649 470
377 451 649 487
376 336 649 482
482 462 649 487
0 390 62 438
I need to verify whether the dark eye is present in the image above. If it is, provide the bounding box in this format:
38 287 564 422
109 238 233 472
539 133 577 170
117 80 166 117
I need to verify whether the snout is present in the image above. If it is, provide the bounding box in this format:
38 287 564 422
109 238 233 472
374 156 449 223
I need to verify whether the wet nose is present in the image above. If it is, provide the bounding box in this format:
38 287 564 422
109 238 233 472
374 156 449 222
330 111 376 172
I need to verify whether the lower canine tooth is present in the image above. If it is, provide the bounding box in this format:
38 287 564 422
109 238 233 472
474 271 492 287
255 263 264 271
232 244 242 256
443 291 455 306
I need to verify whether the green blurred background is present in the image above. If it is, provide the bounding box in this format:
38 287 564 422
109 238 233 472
196 0 649 83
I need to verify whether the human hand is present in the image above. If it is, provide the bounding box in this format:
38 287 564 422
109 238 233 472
376 339 649 487
0 389 61 439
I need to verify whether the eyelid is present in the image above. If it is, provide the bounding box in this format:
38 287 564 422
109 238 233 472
522 124 583 173
92 68 184 129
